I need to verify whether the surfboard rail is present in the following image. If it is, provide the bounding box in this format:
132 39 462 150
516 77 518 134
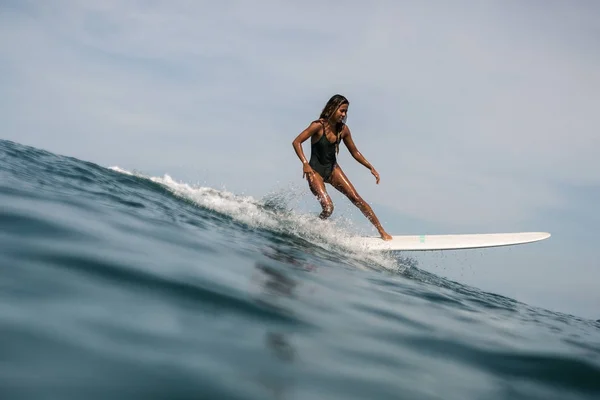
349 232 551 251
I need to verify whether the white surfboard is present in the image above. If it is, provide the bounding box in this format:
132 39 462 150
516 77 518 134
349 232 551 251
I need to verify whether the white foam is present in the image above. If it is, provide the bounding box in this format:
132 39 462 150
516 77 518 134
108 166 134 176
108 167 405 272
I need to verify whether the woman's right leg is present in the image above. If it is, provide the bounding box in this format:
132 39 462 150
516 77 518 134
306 172 334 219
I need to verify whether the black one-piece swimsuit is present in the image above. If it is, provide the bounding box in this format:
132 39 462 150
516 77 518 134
309 120 338 182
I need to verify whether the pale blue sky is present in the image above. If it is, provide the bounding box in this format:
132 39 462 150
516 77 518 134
2 1 599 318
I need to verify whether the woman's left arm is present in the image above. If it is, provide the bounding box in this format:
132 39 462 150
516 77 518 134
342 126 381 184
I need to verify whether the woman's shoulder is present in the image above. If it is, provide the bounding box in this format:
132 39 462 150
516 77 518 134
340 123 351 136
307 119 325 131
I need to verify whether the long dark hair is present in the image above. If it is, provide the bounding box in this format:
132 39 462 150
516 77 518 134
319 94 348 154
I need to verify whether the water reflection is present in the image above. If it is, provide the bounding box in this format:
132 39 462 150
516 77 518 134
250 244 318 399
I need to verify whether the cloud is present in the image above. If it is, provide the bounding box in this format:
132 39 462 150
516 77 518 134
1 0 599 230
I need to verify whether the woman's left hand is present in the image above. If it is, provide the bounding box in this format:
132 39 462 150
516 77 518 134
370 167 380 184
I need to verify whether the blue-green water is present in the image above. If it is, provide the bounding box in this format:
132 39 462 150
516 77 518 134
1 139 599 399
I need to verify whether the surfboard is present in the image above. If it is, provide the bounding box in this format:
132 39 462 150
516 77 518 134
349 232 551 251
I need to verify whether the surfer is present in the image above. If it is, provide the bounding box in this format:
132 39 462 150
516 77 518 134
292 94 392 241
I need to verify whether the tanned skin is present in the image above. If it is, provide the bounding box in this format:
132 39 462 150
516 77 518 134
292 102 392 241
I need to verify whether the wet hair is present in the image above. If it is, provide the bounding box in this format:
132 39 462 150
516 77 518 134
319 94 348 154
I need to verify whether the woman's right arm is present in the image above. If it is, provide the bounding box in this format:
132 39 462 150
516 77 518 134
292 121 319 178
292 121 319 165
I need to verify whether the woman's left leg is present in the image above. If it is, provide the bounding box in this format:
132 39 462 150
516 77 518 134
329 165 392 240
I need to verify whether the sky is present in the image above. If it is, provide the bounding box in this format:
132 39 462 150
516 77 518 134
1 0 599 319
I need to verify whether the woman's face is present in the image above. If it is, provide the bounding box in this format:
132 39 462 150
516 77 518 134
332 103 348 123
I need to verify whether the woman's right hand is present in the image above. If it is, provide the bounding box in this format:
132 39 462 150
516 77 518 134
302 163 314 180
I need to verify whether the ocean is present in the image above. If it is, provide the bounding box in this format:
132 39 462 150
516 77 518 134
1 138 599 400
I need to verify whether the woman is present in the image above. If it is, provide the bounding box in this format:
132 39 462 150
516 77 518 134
292 94 392 241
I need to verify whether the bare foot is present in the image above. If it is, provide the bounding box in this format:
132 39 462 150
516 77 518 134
380 232 393 241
